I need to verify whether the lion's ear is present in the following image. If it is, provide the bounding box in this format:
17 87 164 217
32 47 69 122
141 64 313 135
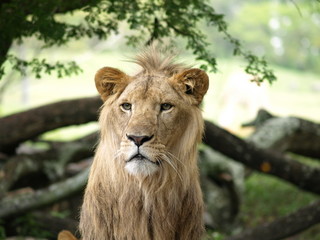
95 67 130 101
175 68 209 105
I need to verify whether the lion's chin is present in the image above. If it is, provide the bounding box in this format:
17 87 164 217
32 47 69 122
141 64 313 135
125 159 159 176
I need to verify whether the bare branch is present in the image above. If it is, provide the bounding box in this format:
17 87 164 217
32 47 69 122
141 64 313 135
0 96 101 153
204 121 320 194
0 133 96 198
244 109 320 159
0 167 90 218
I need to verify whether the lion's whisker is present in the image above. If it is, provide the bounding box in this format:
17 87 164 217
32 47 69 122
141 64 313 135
160 153 183 182
113 150 122 160
166 151 187 170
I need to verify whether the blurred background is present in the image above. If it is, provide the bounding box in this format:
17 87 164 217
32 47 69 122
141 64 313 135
0 0 319 239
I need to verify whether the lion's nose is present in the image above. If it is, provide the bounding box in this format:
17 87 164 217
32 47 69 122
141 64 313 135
126 134 153 147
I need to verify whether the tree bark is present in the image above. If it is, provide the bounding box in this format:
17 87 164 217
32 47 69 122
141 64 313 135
0 168 89 218
245 109 320 159
0 133 96 198
0 96 101 153
226 200 320 240
204 121 320 194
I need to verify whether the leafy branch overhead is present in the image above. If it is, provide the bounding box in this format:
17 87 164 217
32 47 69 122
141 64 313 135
6 55 82 79
0 0 276 83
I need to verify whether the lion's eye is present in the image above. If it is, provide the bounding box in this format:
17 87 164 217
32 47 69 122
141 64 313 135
121 103 132 111
160 103 173 111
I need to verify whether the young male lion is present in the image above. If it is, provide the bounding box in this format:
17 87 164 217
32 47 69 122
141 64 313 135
59 45 209 240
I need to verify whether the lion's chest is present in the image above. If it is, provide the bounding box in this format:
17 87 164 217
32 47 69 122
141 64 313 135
109 190 182 240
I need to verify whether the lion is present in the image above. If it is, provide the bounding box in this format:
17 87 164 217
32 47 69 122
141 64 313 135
59 45 209 240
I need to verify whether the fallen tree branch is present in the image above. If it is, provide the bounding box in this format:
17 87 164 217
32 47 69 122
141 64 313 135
204 121 320 194
0 153 45 199
226 199 320 240
0 167 90 218
0 133 96 198
1 97 319 194
0 96 101 153
245 109 320 159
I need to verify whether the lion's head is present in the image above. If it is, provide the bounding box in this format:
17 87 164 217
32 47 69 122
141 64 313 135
94 47 209 181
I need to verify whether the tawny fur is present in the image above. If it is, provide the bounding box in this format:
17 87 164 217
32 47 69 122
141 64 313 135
58 230 78 240
77 44 209 240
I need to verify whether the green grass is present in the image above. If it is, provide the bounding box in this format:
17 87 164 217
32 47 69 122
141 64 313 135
241 173 320 240
243 173 318 223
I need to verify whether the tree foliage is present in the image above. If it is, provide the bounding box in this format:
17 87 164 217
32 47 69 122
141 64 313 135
0 0 276 83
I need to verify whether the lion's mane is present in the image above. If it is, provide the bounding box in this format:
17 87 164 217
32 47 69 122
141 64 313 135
79 45 209 240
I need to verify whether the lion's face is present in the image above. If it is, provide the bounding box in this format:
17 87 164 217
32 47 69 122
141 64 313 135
95 67 209 177
110 75 192 176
